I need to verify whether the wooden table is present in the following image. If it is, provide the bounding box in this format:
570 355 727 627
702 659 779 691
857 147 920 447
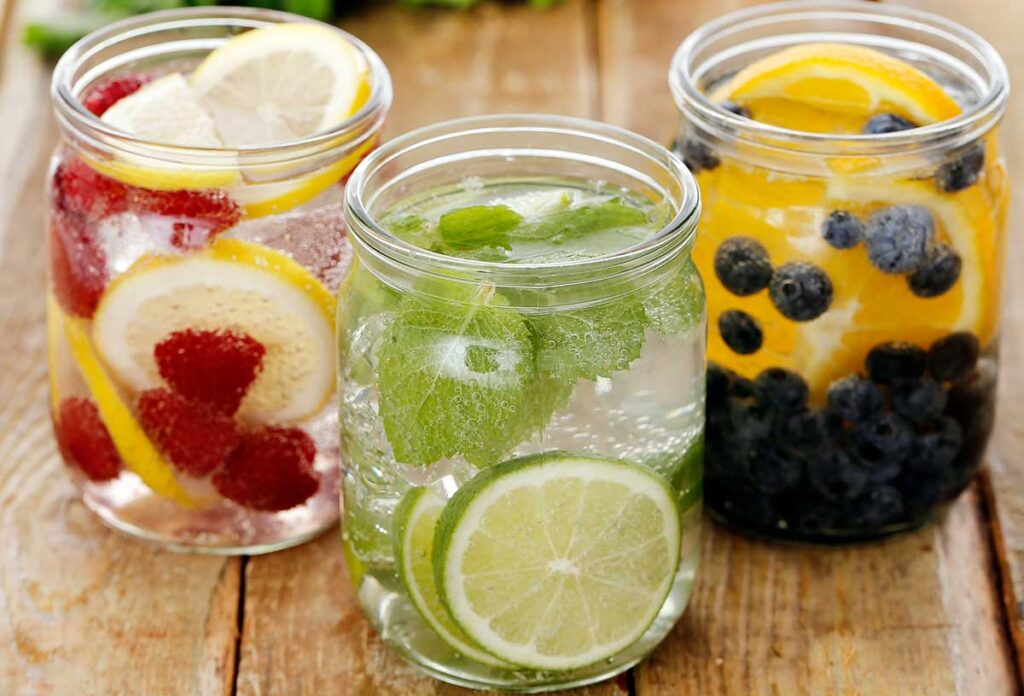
2 0 1023 693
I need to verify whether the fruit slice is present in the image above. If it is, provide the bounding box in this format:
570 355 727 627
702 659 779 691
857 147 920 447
92 238 336 424
61 309 200 506
102 73 223 148
190 23 370 147
434 453 681 671
84 73 152 117
395 488 510 668
713 43 962 133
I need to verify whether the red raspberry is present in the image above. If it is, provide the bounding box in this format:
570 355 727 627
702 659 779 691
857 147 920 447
131 188 242 248
137 389 241 477
212 427 319 511
49 210 107 318
52 158 130 219
55 398 122 482
83 73 152 116
154 329 266 416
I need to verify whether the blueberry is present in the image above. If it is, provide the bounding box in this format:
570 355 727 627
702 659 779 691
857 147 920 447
719 310 763 355
928 332 980 382
936 142 985 193
776 409 827 451
741 444 803 494
906 417 963 473
827 375 884 422
848 485 905 528
714 237 773 296
754 367 809 413
864 205 934 273
707 362 731 408
821 210 863 249
908 243 961 298
808 447 868 502
861 113 918 134
729 401 773 441
890 377 947 423
866 342 927 384
768 262 833 321
728 373 757 400
681 137 719 173
721 100 751 118
797 502 838 535
848 413 914 481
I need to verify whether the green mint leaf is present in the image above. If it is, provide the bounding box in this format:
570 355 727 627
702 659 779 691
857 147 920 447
511 198 649 242
528 296 648 382
643 265 704 335
383 214 439 249
437 205 522 250
376 292 534 467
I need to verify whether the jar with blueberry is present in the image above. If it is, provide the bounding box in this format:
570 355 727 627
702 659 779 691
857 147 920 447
670 1 1008 542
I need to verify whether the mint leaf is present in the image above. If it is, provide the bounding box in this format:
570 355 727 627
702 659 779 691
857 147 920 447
528 296 648 381
437 205 522 250
512 198 648 242
376 292 535 467
643 265 704 335
383 214 439 249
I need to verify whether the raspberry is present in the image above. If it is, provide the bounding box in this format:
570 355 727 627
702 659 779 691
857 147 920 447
82 73 152 116
137 389 240 477
55 398 122 481
130 188 241 248
768 261 833 321
49 209 107 317
714 237 773 296
52 158 130 219
213 427 319 511
861 113 917 135
154 329 266 416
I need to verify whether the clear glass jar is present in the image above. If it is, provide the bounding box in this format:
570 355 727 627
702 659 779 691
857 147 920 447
670 1 1009 542
47 8 392 553
339 115 704 690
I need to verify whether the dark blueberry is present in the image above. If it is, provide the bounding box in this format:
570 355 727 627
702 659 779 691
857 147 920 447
890 377 947 424
906 417 963 473
707 362 731 408
714 237 773 296
719 310 763 355
928 332 980 382
848 413 914 482
797 502 838 535
861 113 918 134
741 444 803 494
681 137 719 173
808 448 868 502
721 100 751 118
729 401 773 441
827 375 884 422
908 243 961 298
936 142 985 193
865 342 927 384
899 471 948 519
848 485 905 528
728 373 758 400
776 409 827 452
821 210 864 249
754 367 809 413
864 205 934 274
945 366 996 473
768 262 833 321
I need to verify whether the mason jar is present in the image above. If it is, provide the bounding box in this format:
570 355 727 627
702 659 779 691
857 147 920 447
670 0 1009 542
339 115 704 690
47 8 392 552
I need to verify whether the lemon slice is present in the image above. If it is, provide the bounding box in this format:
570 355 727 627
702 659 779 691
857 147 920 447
92 238 336 424
714 43 962 131
53 301 199 506
93 73 240 191
191 23 370 148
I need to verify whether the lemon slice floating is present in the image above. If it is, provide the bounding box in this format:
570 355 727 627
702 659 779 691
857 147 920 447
92 238 336 425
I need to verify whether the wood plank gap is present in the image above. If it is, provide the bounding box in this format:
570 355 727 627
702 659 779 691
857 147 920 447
582 0 602 120
229 555 250 696
977 468 1024 689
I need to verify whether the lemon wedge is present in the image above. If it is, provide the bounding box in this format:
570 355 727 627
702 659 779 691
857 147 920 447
92 239 336 425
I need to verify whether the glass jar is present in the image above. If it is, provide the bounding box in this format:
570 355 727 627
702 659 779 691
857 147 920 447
47 8 392 552
670 1 1009 542
339 115 704 690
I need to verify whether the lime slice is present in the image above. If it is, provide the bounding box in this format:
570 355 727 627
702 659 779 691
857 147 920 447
395 488 510 668
434 452 681 671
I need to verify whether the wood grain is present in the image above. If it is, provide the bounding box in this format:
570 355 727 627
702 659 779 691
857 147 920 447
233 2 622 695
0 2 241 694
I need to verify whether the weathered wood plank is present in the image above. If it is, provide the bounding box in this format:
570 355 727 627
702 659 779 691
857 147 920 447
597 0 1022 693
233 2 621 695
0 3 241 694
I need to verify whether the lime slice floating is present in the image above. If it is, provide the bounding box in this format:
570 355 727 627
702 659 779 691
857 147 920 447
434 452 681 671
395 488 510 668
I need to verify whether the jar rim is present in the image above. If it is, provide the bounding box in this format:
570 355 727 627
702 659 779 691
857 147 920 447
51 6 393 167
344 114 700 289
669 0 1009 156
